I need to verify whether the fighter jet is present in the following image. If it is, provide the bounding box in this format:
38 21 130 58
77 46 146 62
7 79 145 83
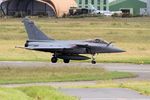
18 18 125 64
89 4 122 16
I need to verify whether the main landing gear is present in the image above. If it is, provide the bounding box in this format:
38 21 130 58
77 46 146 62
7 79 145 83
51 54 70 63
51 57 58 63
63 59 70 63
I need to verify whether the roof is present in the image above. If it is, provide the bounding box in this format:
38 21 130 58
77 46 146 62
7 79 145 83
110 0 147 6
110 0 147 3
50 0 77 17
0 0 77 17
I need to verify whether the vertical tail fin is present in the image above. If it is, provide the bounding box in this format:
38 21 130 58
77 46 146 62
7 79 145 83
22 18 54 40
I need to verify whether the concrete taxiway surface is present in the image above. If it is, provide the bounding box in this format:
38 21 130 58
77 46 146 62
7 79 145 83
99 63 150 81
60 88 150 100
0 61 150 100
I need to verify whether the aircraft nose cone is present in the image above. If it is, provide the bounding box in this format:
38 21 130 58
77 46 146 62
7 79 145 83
108 46 126 53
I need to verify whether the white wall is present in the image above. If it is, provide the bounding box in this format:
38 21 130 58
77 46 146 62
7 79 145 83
109 0 114 2
0 0 3 4
147 0 150 15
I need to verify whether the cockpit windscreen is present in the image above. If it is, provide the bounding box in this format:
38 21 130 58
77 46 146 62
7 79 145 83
86 39 108 44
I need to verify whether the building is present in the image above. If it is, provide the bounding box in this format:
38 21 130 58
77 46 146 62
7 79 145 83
0 0 77 17
147 0 150 15
76 0 109 11
109 0 147 16
0 0 3 16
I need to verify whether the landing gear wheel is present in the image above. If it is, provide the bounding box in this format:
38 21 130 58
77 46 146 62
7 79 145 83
91 60 96 64
51 57 58 63
63 59 70 63
91 54 96 64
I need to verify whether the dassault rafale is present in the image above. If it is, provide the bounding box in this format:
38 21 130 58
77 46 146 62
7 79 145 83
17 18 125 64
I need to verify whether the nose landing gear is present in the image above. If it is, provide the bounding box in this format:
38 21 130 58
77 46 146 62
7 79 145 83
91 60 96 64
91 54 96 64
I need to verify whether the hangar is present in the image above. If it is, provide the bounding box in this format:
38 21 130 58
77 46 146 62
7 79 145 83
109 0 147 16
0 0 77 17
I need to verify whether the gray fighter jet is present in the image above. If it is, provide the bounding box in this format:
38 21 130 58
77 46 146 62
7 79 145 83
19 18 125 64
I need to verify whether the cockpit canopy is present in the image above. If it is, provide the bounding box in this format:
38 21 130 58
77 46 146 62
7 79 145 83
86 39 109 44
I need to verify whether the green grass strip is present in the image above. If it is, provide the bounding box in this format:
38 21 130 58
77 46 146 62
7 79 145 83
0 86 77 100
0 66 135 84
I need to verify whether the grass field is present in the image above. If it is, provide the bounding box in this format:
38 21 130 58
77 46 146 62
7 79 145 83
0 86 77 100
0 17 150 63
0 82 150 100
0 66 134 84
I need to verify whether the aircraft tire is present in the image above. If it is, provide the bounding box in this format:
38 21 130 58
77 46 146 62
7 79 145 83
63 59 70 63
51 57 58 63
91 60 96 64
